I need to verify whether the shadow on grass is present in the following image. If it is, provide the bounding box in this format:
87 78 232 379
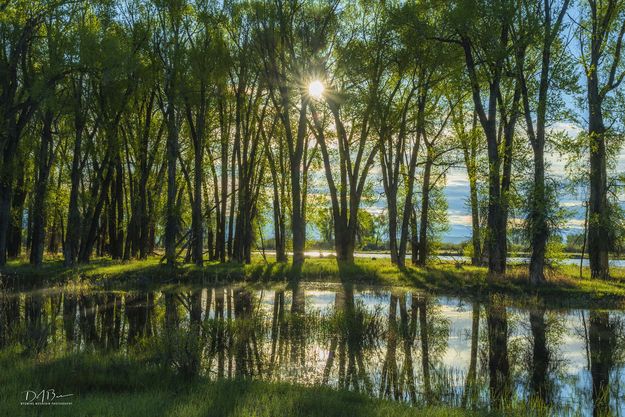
4 256 625 309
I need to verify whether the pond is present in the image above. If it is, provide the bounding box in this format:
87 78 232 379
277 250 625 267
1 281 623 416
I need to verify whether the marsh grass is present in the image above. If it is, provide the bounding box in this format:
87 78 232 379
0 349 509 417
0 347 598 417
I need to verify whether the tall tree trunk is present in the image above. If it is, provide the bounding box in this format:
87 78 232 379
227 141 236 260
30 110 54 267
164 94 178 266
138 128 150 260
0 132 19 266
114 158 124 258
583 0 624 279
468 176 482 266
518 0 571 283
462 114 482 266
291 99 308 267
108 157 124 260
272 186 286 262
387 192 399 264
206 205 214 260
311 100 375 265
264 125 287 263
417 152 433 266
587 91 609 279
79 163 113 263
461 28 511 277
529 152 547 283
410 208 419 265
217 114 228 262
190 96 205 266
379 84 417 267
65 87 85 266
191 146 203 266
7 161 26 258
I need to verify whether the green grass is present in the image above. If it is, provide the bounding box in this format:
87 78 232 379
0 349 503 417
2 255 625 308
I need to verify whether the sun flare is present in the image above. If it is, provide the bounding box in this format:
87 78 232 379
308 80 324 99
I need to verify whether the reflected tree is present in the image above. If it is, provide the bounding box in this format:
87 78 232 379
486 294 510 408
588 312 617 417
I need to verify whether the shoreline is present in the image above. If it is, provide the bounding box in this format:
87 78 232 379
2 256 625 309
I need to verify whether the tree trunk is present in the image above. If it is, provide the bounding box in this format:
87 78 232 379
217 122 228 262
65 98 84 266
583 0 623 280
0 136 18 266
291 100 308 267
463 119 482 266
417 153 433 266
410 208 419 266
529 152 547 283
335 225 355 263
115 159 124 258
108 158 124 260
387 190 399 264
164 95 178 266
7 161 26 258
461 33 511 277
587 91 609 279
30 110 54 267
191 120 204 266
79 163 113 263
273 189 286 262
265 128 287 263
468 180 482 266
138 137 150 260
227 143 236 260
206 206 214 260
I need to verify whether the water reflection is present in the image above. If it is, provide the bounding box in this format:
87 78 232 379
1 285 623 416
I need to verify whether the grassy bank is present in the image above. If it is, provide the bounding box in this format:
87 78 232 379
0 350 544 417
2 256 625 308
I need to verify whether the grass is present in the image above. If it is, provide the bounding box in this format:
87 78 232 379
0 349 511 417
2 255 625 308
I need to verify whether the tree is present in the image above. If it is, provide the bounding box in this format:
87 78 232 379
0 1 56 265
254 0 336 267
578 0 625 279
514 0 572 283
310 1 389 263
182 2 227 265
153 0 189 267
445 0 522 276
450 97 485 266
30 7 70 266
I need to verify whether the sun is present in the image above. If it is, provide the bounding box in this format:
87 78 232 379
308 80 324 99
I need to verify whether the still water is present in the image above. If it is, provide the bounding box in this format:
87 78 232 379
288 250 625 267
1 282 623 416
